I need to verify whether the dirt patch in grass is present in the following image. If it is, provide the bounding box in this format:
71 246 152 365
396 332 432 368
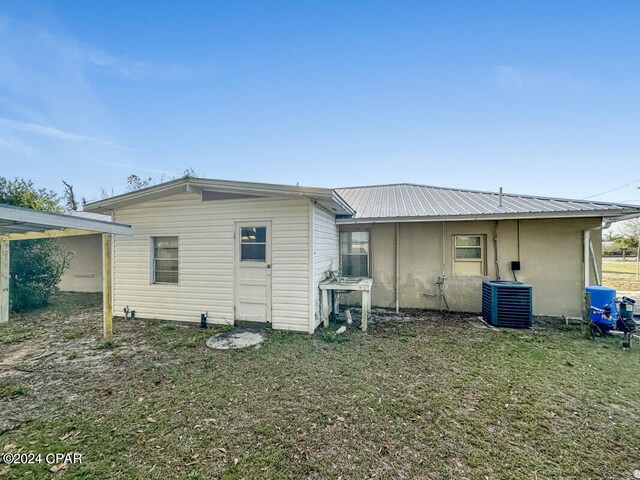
1 294 639 479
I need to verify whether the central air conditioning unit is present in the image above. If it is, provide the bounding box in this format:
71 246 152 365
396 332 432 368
482 280 533 328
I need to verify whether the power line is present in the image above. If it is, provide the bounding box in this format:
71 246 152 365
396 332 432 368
582 178 640 200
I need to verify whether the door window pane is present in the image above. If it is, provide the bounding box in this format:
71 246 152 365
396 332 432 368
241 227 267 261
241 244 266 261
241 227 266 243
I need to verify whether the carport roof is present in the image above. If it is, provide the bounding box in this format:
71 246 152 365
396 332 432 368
0 203 132 239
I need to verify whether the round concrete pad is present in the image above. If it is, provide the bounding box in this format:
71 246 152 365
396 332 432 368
206 329 266 350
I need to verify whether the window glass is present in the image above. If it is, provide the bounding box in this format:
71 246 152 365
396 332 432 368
241 227 267 261
153 236 178 284
340 230 370 277
454 235 483 261
455 247 481 259
455 236 481 247
241 227 266 243
241 244 266 261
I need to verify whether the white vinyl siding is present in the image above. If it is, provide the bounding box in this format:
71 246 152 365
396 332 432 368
312 205 339 331
112 193 311 332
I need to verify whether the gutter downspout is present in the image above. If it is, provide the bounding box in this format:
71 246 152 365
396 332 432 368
395 223 400 313
494 221 500 279
583 221 611 289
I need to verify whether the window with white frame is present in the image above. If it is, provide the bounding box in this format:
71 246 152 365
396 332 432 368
453 235 486 275
340 230 370 277
152 236 179 284
454 235 483 260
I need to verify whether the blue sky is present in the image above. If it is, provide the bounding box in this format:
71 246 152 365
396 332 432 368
1 1 639 205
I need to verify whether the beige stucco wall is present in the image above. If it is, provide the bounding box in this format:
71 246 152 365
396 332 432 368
58 234 103 293
342 217 602 317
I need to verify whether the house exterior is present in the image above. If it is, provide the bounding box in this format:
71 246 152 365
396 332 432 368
84 177 640 332
58 234 103 292
58 213 111 293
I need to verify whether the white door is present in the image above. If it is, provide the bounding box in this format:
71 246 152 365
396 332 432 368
235 222 272 322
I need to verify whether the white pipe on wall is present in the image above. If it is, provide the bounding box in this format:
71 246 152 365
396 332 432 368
583 221 611 289
395 223 399 313
583 229 590 289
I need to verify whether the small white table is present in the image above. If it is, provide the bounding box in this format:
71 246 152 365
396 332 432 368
319 278 373 331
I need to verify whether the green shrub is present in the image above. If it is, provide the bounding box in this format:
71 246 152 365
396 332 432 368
9 239 71 312
1 177 71 312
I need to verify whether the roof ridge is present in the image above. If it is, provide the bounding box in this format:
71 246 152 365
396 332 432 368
335 183 415 190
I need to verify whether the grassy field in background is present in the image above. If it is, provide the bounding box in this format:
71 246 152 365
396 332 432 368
1 293 639 479
602 260 640 291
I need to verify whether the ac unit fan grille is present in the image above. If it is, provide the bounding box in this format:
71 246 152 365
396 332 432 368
482 281 533 328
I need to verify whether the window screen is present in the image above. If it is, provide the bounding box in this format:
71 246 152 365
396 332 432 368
153 236 178 283
241 227 266 261
340 230 369 277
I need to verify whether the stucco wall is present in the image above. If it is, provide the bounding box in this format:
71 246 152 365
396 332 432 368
58 234 103 293
342 217 602 317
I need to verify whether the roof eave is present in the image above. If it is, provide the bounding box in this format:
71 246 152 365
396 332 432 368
85 177 353 215
336 208 640 224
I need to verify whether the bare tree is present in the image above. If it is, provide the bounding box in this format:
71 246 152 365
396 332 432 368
61 180 79 211
100 187 114 199
164 167 199 182
92 168 201 202
621 218 640 244
181 167 198 178
126 174 153 192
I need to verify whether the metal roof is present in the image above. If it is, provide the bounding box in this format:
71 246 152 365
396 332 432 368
82 176 640 224
335 184 640 223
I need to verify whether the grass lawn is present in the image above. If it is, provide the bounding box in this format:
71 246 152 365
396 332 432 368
1 293 639 479
602 260 640 292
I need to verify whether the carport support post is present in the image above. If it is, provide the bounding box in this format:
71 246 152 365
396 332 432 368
0 240 9 323
102 233 112 340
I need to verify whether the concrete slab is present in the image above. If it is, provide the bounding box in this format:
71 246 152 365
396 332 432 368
206 329 266 350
